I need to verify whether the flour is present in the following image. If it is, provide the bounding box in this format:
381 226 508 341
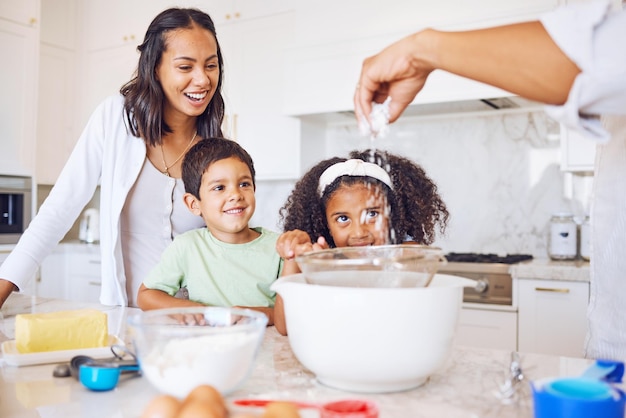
358 96 391 139
140 332 260 398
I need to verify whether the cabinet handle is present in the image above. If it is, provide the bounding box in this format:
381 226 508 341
89 260 101 265
225 13 231 20
29 17 37 26
234 12 241 18
88 281 101 286
534 287 570 293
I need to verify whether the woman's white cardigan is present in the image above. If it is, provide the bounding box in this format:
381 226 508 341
0 95 145 306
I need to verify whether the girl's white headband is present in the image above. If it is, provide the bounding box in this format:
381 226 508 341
318 159 393 197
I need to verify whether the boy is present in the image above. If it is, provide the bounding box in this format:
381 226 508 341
137 138 283 327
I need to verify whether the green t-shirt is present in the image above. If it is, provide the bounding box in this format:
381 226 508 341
143 227 283 307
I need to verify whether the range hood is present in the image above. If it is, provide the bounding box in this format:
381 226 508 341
296 96 544 125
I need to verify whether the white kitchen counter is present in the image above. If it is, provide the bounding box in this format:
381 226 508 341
510 258 590 282
0 293 598 418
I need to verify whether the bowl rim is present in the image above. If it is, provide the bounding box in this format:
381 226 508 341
295 244 446 267
127 306 269 329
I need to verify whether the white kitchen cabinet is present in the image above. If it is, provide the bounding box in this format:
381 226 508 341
191 0 293 25
284 0 561 116
36 0 77 184
455 307 518 351
0 0 40 177
293 0 561 47
517 278 589 357
39 243 101 303
219 12 301 180
560 124 596 172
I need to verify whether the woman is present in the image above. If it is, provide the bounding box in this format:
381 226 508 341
354 0 626 360
0 7 226 308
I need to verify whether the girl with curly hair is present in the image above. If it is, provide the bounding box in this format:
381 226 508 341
276 149 449 275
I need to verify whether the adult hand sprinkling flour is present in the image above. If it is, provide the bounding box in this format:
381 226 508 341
354 1 626 362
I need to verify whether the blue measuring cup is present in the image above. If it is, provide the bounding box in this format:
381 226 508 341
79 361 140 391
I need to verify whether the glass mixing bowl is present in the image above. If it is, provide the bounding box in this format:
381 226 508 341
295 244 447 288
127 306 268 398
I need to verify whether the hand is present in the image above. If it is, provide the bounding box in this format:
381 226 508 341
276 230 315 259
354 30 436 125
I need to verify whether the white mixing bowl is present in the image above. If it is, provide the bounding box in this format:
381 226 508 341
271 273 475 393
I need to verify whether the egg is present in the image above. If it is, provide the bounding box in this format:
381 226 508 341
262 401 301 418
183 385 226 417
178 399 224 418
140 394 182 418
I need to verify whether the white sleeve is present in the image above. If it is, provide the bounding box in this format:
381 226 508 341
540 0 626 142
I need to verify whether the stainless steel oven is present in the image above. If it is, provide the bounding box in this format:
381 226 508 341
439 253 533 306
0 175 32 245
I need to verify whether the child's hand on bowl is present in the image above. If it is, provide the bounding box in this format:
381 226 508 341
276 230 328 260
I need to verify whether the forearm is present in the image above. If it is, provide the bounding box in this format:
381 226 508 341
137 286 203 310
273 295 287 336
241 306 275 326
0 279 17 308
424 21 580 105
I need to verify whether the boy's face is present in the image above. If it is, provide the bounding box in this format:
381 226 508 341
325 183 390 247
185 157 256 243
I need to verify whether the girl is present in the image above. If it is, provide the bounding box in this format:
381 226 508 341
276 149 449 275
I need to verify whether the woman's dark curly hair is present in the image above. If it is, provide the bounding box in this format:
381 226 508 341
120 8 225 146
279 149 449 247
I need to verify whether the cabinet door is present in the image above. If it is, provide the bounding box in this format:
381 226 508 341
78 45 139 128
456 308 517 351
560 124 596 172
518 279 589 357
81 0 164 51
37 45 76 184
221 13 301 180
0 0 39 26
0 16 39 176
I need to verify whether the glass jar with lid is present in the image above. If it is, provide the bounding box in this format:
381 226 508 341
548 212 577 260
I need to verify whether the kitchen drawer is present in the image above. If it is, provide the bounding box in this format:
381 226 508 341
39 243 102 303
518 279 589 357
456 307 517 351
67 253 101 277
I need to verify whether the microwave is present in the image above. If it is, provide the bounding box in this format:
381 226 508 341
0 175 32 245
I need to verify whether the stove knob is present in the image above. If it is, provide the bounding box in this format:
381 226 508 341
474 278 489 294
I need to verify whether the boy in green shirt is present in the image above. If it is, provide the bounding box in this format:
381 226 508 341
137 137 284 328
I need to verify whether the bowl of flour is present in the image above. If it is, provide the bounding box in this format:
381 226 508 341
127 306 268 397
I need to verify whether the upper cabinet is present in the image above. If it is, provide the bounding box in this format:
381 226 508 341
560 125 596 172
219 12 301 180
0 0 40 177
284 0 562 116
36 0 77 185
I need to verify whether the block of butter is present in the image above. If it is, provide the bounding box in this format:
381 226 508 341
15 309 108 353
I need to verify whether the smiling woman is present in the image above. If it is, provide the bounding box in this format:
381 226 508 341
0 7 228 310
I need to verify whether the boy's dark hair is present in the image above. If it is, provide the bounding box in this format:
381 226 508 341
182 138 256 198
279 149 449 247
120 7 225 146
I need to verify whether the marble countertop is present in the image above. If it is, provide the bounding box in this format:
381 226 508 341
0 294 598 418
510 258 590 282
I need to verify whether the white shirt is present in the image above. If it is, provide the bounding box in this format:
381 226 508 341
541 1 626 360
121 159 203 307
